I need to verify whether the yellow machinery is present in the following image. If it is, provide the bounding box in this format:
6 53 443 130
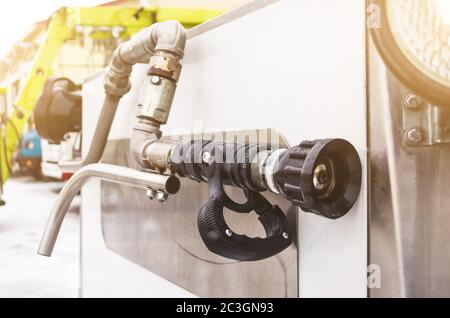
0 86 6 116
0 6 222 186
0 86 7 202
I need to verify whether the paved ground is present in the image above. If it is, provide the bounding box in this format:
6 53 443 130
0 176 79 298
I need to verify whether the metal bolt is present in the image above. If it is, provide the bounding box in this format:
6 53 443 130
151 76 161 85
157 191 168 202
404 94 423 111
146 188 157 200
202 152 212 164
225 229 232 237
282 232 289 239
406 128 424 144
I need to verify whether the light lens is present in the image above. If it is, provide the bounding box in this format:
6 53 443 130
387 0 450 87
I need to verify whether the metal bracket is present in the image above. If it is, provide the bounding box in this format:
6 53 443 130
402 93 450 146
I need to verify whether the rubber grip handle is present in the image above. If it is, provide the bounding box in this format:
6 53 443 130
197 164 292 261
198 197 292 261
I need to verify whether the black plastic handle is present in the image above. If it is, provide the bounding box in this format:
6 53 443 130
197 163 292 261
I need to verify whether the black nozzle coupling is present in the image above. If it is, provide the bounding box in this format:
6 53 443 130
168 138 361 261
272 139 362 219
170 138 362 219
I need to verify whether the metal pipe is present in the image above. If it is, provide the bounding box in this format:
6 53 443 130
118 21 186 64
129 52 184 169
58 21 186 171
130 126 176 172
40 22 186 257
81 96 121 166
38 163 180 256
59 95 122 172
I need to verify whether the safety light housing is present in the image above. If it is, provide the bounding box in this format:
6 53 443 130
370 0 450 108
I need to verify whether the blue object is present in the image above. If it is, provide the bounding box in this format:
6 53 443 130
20 129 42 158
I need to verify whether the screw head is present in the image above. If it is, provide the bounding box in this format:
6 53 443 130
406 128 424 144
202 152 212 164
282 232 289 240
146 188 157 200
225 229 232 237
156 191 168 202
404 94 423 111
151 76 161 85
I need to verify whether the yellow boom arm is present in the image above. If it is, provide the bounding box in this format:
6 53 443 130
0 6 222 185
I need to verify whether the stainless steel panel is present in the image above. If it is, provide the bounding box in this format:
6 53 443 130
100 130 297 298
369 40 450 297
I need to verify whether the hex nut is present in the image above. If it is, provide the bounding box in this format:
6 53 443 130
157 191 168 202
146 188 157 200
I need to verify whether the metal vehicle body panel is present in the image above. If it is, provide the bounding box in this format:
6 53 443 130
368 38 450 297
81 0 367 297
41 133 81 180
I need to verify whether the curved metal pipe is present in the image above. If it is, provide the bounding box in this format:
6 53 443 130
118 20 186 64
59 21 186 171
38 163 180 257
130 125 159 168
42 21 186 257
